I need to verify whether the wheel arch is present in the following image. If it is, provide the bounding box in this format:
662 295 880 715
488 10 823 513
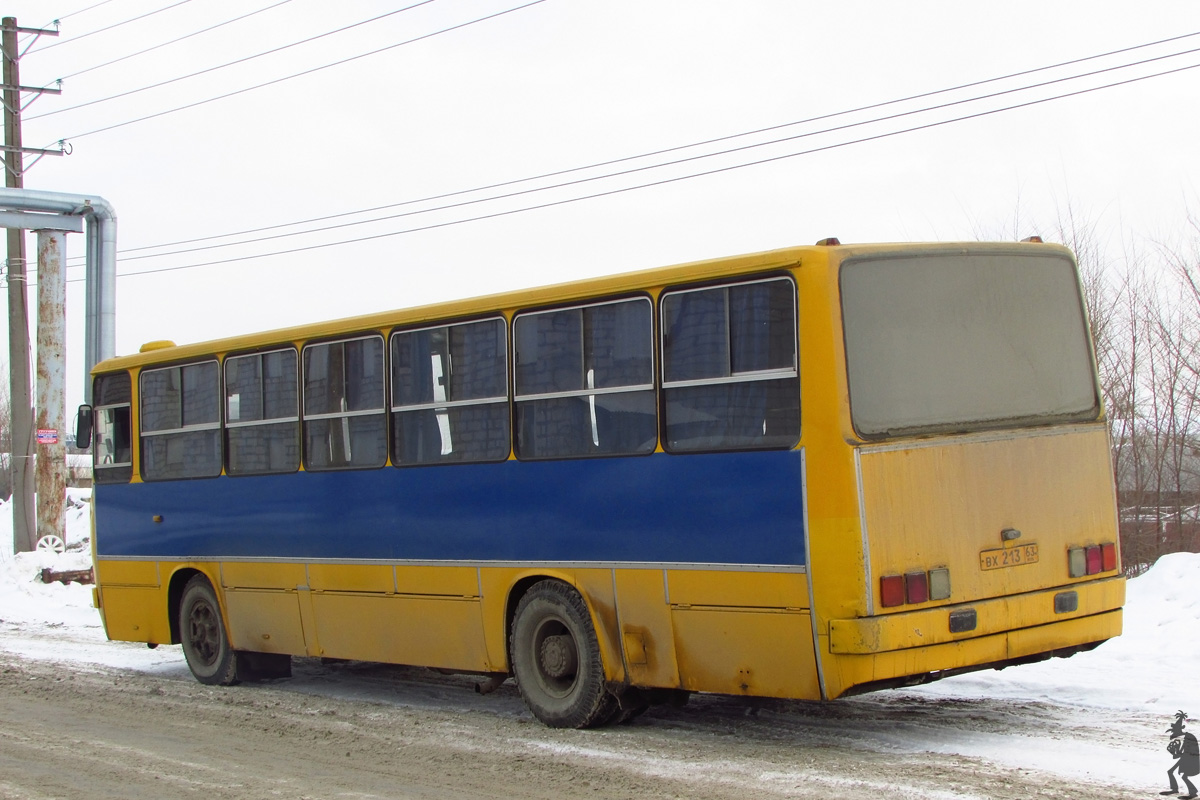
502 571 625 685
504 574 560 665
166 566 216 645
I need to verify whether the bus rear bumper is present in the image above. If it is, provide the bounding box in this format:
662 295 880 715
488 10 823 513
828 575 1125 654
823 578 1124 699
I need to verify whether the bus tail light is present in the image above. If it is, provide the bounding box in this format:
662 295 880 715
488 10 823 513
880 575 905 607
928 568 951 601
1101 542 1117 572
881 568 950 608
1068 543 1118 578
1068 547 1086 578
905 571 928 604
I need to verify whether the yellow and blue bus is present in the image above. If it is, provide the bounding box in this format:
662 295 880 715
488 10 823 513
81 239 1124 728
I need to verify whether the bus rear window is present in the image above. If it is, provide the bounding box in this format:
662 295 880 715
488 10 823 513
840 251 1100 439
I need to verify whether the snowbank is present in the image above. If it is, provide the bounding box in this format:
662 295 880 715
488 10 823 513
910 550 1200 715
0 491 99 630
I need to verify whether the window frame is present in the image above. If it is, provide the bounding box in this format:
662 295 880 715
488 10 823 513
301 332 388 471
138 359 224 481
92 372 133 484
223 346 301 476
513 294 657 460
389 316 511 467
659 274 800 453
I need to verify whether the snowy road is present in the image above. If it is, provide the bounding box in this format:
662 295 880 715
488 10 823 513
0 612 1182 800
0 640 1155 800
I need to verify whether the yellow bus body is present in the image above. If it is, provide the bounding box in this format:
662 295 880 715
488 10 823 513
89 240 1123 707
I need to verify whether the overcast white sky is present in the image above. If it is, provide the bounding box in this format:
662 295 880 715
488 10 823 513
2 0 1198 410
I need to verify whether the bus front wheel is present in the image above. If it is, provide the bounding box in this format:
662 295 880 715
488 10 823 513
179 575 239 686
510 580 615 728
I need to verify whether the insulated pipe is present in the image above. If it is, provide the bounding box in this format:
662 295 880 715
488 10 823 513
0 188 116 403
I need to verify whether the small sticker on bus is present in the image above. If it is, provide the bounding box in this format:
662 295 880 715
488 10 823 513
979 543 1039 571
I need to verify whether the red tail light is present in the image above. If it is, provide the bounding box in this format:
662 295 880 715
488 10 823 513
1101 542 1117 572
880 575 905 607
1069 542 1118 577
905 571 929 604
882 568 952 608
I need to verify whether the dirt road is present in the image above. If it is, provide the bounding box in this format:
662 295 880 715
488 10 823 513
0 644 1155 800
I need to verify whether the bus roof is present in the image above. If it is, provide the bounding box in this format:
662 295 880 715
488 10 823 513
94 239 1070 373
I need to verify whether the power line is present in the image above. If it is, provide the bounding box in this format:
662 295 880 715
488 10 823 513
48 0 547 141
103 29 1200 261
98 39 1200 266
42 0 116 25
29 0 439 119
28 0 193 54
66 58 1199 284
52 0 297 84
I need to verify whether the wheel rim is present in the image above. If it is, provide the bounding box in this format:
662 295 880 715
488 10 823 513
187 600 222 666
530 616 578 698
35 535 65 554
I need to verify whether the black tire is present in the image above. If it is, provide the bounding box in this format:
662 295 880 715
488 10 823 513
510 580 616 728
179 575 239 686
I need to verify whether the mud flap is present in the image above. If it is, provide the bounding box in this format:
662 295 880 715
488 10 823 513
235 651 293 681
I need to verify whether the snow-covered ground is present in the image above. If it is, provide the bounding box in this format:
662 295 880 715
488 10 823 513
0 494 1196 796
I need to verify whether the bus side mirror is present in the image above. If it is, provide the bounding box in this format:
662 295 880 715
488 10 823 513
75 405 93 450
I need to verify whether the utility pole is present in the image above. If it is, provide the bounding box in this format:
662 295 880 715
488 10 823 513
2 17 62 553
4 16 34 553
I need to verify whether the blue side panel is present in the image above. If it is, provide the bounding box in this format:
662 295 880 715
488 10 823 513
94 450 806 566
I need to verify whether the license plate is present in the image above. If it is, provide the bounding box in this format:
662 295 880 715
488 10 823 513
979 543 1039 571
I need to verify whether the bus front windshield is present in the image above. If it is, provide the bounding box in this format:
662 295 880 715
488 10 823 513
840 250 1100 439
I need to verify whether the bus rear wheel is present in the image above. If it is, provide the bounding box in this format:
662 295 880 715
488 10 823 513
179 575 239 686
510 580 615 728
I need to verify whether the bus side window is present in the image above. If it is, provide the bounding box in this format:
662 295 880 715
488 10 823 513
140 361 223 480
302 335 387 470
225 348 300 476
93 372 133 484
661 277 800 452
514 297 656 460
391 318 510 466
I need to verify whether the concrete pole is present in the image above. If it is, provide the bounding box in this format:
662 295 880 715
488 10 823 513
3 18 34 552
34 229 65 549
